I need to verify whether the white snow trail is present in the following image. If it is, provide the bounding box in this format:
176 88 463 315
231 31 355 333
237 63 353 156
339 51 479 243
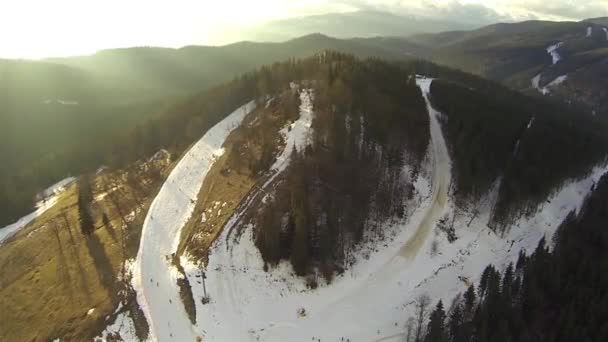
398 77 451 258
261 89 314 189
132 101 255 342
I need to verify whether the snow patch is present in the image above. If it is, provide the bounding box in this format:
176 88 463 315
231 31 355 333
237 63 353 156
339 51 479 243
604 27 608 41
547 42 563 65
532 74 568 95
261 88 314 189
587 26 593 37
96 311 138 342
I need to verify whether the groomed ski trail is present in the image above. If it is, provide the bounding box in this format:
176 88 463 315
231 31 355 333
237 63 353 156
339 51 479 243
399 77 451 259
132 101 255 341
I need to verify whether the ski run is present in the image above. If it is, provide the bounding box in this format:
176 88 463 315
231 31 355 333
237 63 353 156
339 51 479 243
107 81 608 341
131 101 256 341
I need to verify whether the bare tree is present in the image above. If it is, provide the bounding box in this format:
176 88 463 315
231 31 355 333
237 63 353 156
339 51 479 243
414 294 431 342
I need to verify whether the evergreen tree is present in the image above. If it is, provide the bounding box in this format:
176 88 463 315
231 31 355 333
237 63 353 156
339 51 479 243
78 175 95 235
425 300 447 342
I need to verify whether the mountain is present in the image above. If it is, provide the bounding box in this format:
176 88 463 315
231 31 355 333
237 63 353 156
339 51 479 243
220 10 478 43
3 52 606 341
0 33 426 227
403 19 608 117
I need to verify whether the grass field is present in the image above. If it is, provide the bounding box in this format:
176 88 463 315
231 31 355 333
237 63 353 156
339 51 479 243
0 157 171 341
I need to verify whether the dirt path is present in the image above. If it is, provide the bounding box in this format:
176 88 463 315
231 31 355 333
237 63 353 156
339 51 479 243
399 77 451 259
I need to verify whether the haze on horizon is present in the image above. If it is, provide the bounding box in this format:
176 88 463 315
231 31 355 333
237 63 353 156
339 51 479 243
2 0 606 59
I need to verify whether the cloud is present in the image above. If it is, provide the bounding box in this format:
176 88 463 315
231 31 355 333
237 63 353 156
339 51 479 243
506 0 608 21
329 0 608 23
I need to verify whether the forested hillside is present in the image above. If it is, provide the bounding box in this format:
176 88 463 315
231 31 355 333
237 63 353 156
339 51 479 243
1 34 421 227
413 172 608 342
252 56 430 279
428 79 608 227
403 19 608 119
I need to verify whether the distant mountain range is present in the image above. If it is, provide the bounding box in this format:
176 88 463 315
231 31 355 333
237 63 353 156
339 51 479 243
2 15 608 226
221 10 479 43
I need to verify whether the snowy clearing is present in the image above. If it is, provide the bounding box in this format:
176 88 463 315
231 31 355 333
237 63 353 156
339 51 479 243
531 74 567 95
546 42 563 65
262 88 314 189
0 176 74 245
96 311 138 342
131 101 256 341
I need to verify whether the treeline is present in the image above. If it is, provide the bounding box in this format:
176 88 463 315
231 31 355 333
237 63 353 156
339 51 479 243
428 79 608 228
254 53 430 280
410 173 608 342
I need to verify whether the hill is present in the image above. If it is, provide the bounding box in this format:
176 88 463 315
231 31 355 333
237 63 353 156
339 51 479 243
1 33 422 227
402 19 608 118
227 10 477 43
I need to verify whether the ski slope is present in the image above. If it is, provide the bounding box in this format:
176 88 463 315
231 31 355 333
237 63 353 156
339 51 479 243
131 101 256 341
180 78 607 341
180 78 450 341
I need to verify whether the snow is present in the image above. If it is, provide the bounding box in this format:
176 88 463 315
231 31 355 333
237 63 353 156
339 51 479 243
178 77 450 341
38 176 75 200
131 101 256 341
532 73 568 95
546 42 563 65
179 77 608 341
130 76 608 341
587 26 593 37
604 27 608 41
96 311 138 342
261 88 314 189
0 176 74 245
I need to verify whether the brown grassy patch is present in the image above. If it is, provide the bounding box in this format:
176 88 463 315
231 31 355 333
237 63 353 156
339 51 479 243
178 94 296 265
0 158 170 341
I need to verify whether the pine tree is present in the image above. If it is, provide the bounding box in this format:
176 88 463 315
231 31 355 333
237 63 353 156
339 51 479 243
463 285 476 320
78 175 95 235
448 304 464 342
425 300 447 342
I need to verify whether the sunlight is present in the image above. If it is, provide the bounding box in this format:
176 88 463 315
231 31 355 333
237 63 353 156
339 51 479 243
0 0 353 59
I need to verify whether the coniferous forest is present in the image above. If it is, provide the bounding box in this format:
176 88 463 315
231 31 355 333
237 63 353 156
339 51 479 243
410 173 608 342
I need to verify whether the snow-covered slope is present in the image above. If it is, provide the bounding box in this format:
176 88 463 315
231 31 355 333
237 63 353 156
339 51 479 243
131 101 256 341
180 79 607 342
532 74 568 95
173 78 449 341
262 88 314 189
0 176 74 245
547 42 563 65
128 79 607 342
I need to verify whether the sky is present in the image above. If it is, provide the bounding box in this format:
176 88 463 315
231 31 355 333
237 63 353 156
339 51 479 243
1 0 606 59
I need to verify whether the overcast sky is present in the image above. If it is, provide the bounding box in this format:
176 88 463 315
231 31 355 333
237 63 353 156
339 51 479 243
1 0 606 59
